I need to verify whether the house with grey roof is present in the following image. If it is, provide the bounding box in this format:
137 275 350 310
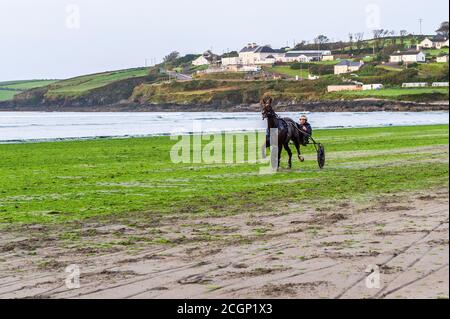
417 35 449 50
334 60 364 75
282 50 332 63
192 50 221 66
238 43 284 65
389 50 426 63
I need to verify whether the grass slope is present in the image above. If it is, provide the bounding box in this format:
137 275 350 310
0 125 447 224
46 68 149 97
0 80 58 101
332 87 449 98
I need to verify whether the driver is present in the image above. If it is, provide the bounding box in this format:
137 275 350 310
298 115 312 145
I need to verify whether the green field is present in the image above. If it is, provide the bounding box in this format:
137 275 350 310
0 125 447 225
334 87 449 98
0 90 18 101
418 62 449 77
266 66 310 78
0 80 58 101
0 80 57 90
423 48 449 58
47 68 149 96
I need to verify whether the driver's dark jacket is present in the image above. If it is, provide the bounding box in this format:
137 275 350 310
298 122 312 136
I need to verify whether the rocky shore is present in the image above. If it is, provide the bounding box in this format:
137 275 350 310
0 99 448 112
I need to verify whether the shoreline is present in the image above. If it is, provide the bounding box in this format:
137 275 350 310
1 123 448 145
0 99 448 113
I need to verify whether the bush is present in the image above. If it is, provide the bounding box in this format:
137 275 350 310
183 80 218 91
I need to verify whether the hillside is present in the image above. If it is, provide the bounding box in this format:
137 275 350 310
0 80 57 101
8 68 162 108
0 44 448 111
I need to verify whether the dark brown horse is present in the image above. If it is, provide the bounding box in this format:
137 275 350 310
261 96 305 169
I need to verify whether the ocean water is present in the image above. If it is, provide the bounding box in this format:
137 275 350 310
0 111 448 142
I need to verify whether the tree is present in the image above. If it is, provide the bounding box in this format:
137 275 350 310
399 30 408 47
348 33 354 52
436 21 449 37
355 32 364 52
314 35 330 45
163 51 180 63
373 29 384 39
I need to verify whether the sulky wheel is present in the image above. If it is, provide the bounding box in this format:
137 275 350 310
317 143 325 169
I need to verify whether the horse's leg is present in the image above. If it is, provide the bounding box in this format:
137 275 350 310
277 138 282 169
293 140 303 162
284 143 293 169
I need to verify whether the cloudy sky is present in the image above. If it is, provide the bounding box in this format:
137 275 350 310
0 0 448 81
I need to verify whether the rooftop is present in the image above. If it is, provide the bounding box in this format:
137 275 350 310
336 60 363 67
391 50 423 56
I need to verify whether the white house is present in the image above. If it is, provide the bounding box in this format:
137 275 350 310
362 84 384 90
192 50 220 66
436 55 449 63
221 57 241 66
334 60 364 75
239 43 284 65
281 50 332 63
432 82 449 87
402 82 428 88
417 35 449 50
389 50 426 63
417 38 434 49
192 55 209 66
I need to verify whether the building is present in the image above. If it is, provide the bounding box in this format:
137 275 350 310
402 82 428 88
362 84 384 90
239 43 284 65
192 50 220 66
417 35 449 50
436 55 449 63
334 60 364 75
389 50 426 63
281 50 332 63
327 84 362 92
221 57 241 66
417 37 434 49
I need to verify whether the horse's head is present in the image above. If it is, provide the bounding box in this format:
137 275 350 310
261 96 274 120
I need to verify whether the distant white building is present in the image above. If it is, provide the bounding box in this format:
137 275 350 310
402 82 428 88
417 35 449 50
282 50 332 63
327 84 362 92
192 55 209 66
239 43 284 65
221 57 241 66
334 60 364 75
192 50 220 66
436 55 449 63
362 84 384 90
432 82 449 87
389 50 426 63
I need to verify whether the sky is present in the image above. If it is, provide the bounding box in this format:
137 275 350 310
0 0 448 81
